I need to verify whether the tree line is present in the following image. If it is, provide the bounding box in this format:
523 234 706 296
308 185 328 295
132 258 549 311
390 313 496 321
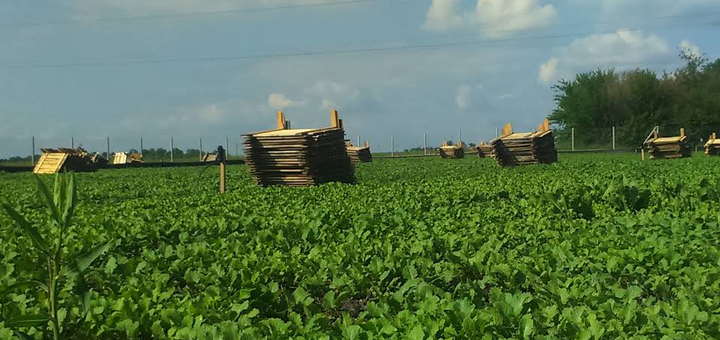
549 51 720 148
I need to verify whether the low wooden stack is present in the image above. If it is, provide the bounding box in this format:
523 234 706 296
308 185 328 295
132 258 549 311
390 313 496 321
646 128 691 159
113 152 143 165
34 148 98 174
439 142 465 159
705 133 720 156
243 110 355 187
346 141 372 163
471 143 493 158
490 119 558 167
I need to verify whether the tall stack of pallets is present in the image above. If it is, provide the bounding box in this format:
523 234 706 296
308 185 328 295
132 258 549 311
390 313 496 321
34 148 98 174
646 128 691 159
346 141 372 163
490 119 557 167
705 133 720 156
243 110 355 187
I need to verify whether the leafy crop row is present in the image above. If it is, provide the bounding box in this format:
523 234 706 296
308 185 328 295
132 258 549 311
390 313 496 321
1 154 719 339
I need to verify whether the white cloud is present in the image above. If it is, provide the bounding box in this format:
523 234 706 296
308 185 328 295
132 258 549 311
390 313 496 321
307 81 360 110
538 57 559 85
426 0 557 37
268 93 305 110
456 85 473 109
538 30 671 84
680 40 701 57
198 104 225 123
426 0 464 31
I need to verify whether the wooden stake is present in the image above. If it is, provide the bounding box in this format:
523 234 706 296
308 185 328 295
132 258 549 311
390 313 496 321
219 162 226 194
680 128 685 138
331 110 340 128
276 111 287 130
641 148 646 161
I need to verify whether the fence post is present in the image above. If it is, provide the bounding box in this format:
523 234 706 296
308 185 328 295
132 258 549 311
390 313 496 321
199 138 203 161
612 126 616 150
571 127 575 151
106 136 110 162
140 137 144 158
225 137 229 160
170 137 174 163
495 127 499 139
71 137 74 149
459 130 462 146
357 136 361 147
31 136 35 166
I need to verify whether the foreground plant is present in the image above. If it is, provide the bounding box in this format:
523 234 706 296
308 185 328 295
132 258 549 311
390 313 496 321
1 172 112 340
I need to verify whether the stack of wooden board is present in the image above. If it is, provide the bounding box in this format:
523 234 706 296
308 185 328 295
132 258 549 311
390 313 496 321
346 141 372 163
490 120 558 167
90 153 109 167
705 133 720 156
439 141 465 159
646 128 691 159
112 152 143 165
471 143 493 158
243 110 355 187
34 148 98 174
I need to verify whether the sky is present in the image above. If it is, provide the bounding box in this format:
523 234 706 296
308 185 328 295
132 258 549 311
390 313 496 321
1 0 719 157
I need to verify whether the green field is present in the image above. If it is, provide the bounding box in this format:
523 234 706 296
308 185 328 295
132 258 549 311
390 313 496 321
1 154 719 339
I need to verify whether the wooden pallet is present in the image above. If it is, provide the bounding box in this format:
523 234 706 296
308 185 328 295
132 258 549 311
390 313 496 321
33 148 98 174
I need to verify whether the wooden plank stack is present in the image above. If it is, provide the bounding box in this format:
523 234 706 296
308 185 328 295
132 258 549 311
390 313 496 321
346 141 372 163
243 110 355 187
471 143 493 158
34 148 98 174
490 119 558 167
646 128 691 159
705 133 720 156
113 152 143 165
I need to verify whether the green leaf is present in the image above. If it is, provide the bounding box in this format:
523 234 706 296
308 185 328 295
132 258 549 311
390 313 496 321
1 204 50 256
75 274 92 315
13 331 32 340
5 314 50 327
35 175 61 224
408 325 425 340
61 172 77 229
1 280 49 294
61 241 113 277
521 314 534 339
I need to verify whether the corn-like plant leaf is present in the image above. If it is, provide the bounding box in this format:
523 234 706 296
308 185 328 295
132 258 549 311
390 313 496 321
34 175 62 224
1 204 50 256
61 241 112 277
61 172 76 230
1 280 49 295
5 313 50 327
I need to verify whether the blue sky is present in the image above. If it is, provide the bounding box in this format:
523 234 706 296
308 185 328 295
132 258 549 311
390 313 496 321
1 0 719 157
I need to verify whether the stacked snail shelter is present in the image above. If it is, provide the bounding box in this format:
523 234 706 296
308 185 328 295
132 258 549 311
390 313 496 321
705 133 720 156
646 128 691 159
471 143 493 158
439 141 465 159
490 119 557 166
33 148 98 174
243 110 355 187
346 141 372 163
